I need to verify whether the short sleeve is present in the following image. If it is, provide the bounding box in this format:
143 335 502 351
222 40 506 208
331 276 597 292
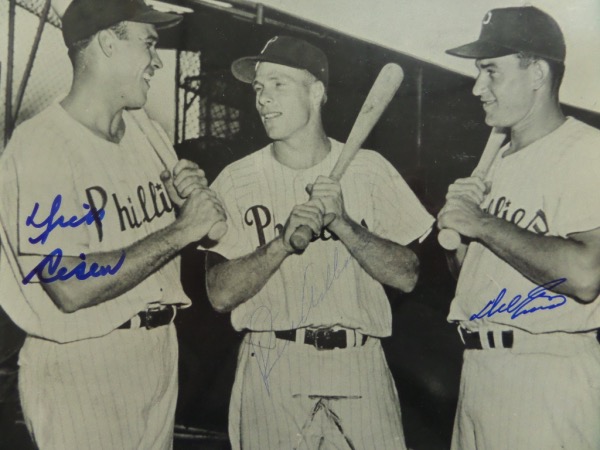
370 154 434 246
553 142 600 237
15 130 94 259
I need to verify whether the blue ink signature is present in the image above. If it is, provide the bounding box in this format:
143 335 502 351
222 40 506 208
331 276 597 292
470 278 568 321
26 195 105 245
22 248 125 285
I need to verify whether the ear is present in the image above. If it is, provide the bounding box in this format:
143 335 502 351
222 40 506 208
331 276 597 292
309 80 326 108
531 59 550 91
96 29 115 58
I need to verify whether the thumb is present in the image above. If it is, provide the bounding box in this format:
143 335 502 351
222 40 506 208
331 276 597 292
323 213 336 226
160 170 182 206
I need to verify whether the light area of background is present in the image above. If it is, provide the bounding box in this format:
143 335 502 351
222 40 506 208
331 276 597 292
250 0 600 114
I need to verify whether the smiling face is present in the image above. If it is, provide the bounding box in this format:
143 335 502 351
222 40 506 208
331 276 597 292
472 54 536 129
252 62 321 142
110 22 163 109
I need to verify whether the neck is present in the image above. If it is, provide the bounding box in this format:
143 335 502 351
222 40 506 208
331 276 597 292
61 75 127 143
509 97 565 153
272 125 330 169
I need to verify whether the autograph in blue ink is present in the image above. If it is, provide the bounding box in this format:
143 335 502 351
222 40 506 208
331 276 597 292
26 194 105 245
22 248 126 285
470 278 568 321
22 195 124 285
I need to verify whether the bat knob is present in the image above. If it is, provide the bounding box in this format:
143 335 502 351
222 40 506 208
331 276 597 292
208 221 228 241
290 225 313 252
438 229 461 250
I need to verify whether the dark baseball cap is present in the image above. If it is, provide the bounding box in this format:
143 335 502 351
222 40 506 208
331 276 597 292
446 6 565 62
62 0 183 47
231 36 329 88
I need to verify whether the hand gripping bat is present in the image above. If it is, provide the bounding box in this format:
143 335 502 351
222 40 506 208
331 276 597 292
130 109 228 241
289 63 405 251
437 127 507 250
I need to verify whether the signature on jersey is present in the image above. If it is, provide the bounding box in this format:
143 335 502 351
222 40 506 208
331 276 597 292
22 195 124 284
470 278 568 321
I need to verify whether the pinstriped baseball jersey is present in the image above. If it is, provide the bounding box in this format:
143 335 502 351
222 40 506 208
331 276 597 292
449 118 600 333
208 138 434 336
0 104 187 449
0 104 190 343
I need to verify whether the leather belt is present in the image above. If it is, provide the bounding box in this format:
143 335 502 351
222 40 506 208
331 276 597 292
459 328 513 349
274 328 368 350
118 305 177 330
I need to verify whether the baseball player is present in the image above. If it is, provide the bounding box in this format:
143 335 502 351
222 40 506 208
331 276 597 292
0 0 225 448
203 36 434 449
438 6 600 449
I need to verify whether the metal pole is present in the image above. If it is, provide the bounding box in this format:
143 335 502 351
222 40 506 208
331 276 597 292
416 66 423 168
4 0 17 146
12 0 52 127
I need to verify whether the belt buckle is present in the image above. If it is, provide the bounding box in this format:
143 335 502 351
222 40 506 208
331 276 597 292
313 328 330 351
145 305 171 330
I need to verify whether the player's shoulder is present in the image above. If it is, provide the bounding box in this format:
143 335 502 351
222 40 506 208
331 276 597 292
219 144 270 175
557 118 600 157
2 104 69 161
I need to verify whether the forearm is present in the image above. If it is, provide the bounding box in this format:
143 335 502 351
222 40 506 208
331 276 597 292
40 221 190 312
478 216 600 302
331 216 419 292
207 236 291 312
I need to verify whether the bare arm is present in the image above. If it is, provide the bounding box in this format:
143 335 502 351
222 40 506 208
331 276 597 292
329 216 419 292
438 176 600 303
206 237 291 312
311 175 419 292
37 186 225 313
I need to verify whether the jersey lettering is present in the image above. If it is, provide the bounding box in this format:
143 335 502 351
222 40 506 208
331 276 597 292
484 196 549 235
244 205 368 247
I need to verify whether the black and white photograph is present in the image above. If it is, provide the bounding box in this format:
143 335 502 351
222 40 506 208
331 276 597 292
1 0 599 449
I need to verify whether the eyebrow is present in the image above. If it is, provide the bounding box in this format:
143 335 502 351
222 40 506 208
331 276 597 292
476 61 497 70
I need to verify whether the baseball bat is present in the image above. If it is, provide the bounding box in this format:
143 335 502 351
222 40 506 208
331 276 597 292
289 63 405 251
437 127 507 250
130 109 228 241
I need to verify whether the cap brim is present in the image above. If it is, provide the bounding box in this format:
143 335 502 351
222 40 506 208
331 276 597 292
231 56 262 84
131 9 183 30
231 55 317 84
446 40 516 59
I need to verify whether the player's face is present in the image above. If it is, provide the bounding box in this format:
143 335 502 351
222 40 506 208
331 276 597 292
472 55 536 129
111 22 163 109
252 62 316 141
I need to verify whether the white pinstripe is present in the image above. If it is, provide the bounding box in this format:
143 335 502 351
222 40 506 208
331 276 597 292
0 104 188 448
207 139 433 449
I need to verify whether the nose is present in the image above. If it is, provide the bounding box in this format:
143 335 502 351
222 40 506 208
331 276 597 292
472 73 487 97
151 48 163 70
256 88 272 107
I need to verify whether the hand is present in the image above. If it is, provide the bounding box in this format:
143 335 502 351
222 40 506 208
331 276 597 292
161 160 208 208
437 176 489 239
282 201 325 253
176 189 226 244
307 176 346 231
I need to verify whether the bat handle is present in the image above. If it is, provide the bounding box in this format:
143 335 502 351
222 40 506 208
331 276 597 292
208 221 228 241
438 228 462 251
290 225 313 251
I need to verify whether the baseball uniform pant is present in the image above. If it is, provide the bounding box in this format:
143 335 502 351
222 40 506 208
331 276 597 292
19 324 178 450
229 331 407 450
452 330 600 450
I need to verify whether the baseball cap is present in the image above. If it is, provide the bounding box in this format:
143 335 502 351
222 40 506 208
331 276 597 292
231 36 329 88
62 0 183 47
446 6 565 62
